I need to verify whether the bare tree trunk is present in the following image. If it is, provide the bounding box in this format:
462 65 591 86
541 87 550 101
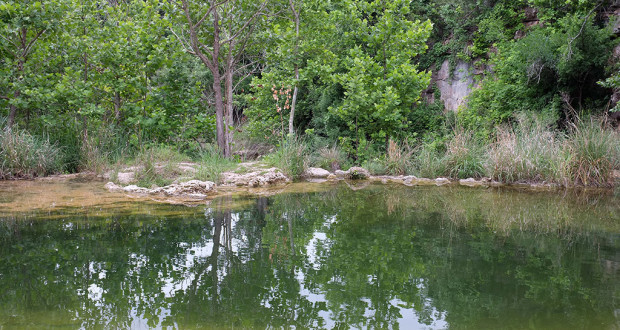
288 0 300 136
224 48 235 158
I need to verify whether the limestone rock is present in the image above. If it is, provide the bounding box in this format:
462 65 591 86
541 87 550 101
334 170 349 178
459 178 488 187
435 177 451 185
347 167 370 180
105 180 215 198
304 167 331 179
221 168 290 187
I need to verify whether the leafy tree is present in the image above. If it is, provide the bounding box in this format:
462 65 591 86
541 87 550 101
0 0 66 127
172 0 270 157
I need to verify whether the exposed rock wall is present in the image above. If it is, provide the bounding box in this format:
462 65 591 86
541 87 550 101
423 60 488 112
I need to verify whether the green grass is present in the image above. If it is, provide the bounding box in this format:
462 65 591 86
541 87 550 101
132 145 191 187
265 137 309 179
566 120 619 186
0 126 65 179
193 145 237 183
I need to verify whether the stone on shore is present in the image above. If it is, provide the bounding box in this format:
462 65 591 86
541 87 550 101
304 167 331 179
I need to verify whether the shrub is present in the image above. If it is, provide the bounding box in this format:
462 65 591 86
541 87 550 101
0 126 64 179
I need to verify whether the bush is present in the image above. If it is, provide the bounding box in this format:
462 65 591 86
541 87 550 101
265 137 309 179
0 126 64 179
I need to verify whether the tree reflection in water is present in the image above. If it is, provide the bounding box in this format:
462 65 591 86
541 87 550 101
0 184 618 328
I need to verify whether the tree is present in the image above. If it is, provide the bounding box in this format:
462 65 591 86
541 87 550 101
328 0 432 149
173 0 269 157
0 0 65 127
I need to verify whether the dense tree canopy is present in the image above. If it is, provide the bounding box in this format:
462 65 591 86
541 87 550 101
0 0 617 165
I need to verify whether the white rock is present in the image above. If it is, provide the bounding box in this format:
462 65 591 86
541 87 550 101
305 167 331 178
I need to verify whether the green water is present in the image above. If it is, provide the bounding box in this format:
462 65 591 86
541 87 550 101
0 183 618 329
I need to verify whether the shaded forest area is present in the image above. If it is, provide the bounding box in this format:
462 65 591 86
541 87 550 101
1 0 619 185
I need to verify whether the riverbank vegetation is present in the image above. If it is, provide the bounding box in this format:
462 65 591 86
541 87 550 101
1 0 619 187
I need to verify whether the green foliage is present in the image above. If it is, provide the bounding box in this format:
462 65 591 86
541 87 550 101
464 13 614 134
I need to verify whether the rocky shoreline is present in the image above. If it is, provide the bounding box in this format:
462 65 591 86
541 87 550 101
101 164 616 200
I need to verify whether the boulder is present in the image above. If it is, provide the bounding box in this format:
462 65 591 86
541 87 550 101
334 170 349 178
304 167 332 179
347 167 370 180
221 168 290 187
435 177 451 185
105 180 215 198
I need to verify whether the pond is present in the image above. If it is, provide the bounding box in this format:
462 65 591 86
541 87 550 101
0 182 618 329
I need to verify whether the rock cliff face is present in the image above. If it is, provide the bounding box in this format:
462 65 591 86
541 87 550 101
424 60 487 112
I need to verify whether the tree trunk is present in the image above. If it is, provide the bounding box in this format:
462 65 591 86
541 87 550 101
7 90 19 128
113 91 121 122
288 0 300 136
213 70 227 156
224 48 236 158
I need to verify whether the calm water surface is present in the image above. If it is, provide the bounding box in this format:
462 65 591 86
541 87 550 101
0 182 618 329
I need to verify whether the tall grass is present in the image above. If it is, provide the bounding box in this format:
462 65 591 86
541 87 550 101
79 126 131 174
486 122 567 183
132 145 191 187
412 144 445 178
442 130 486 179
566 121 619 186
313 144 348 171
0 126 64 179
265 137 309 179
194 145 237 183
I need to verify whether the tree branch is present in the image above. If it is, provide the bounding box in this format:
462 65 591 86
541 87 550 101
22 29 46 58
219 0 268 46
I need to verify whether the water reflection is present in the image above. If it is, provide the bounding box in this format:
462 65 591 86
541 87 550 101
0 184 618 328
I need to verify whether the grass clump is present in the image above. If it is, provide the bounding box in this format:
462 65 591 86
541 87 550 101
313 144 348 171
132 145 190 187
265 137 309 179
385 139 414 175
441 130 486 179
486 122 567 183
566 120 619 187
0 126 64 179
194 145 237 183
